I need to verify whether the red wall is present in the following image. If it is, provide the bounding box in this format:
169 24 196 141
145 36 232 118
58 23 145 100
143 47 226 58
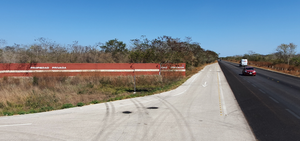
0 63 185 77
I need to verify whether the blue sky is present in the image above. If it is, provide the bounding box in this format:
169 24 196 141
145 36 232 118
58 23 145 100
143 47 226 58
1 0 299 57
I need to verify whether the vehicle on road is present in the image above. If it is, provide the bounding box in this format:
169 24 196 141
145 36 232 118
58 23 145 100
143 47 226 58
242 66 256 76
239 59 248 67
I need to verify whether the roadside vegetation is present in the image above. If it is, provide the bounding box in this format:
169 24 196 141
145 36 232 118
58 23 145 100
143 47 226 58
0 36 217 67
222 43 300 77
0 36 218 116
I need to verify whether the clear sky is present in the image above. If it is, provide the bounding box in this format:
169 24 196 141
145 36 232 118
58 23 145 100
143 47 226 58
1 0 299 57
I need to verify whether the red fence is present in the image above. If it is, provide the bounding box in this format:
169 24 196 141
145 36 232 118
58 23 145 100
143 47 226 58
0 63 185 77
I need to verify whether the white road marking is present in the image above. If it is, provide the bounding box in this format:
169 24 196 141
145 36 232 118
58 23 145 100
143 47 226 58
286 109 300 119
0 123 32 127
269 97 279 103
202 82 207 87
259 89 266 94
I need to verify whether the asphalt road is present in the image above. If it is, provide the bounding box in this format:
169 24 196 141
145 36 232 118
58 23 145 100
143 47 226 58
0 63 255 141
218 61 300 141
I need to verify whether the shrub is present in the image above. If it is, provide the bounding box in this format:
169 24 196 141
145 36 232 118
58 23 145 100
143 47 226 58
77 90 86 94
3 111 14 116
61 103 74 109
86 82 94 88
29 109 37 113
77 102 84 107
25 91 58 109
39 106 54 112
6 101 13 107
90 100 99 104
33 76 39 86
18 111 27 115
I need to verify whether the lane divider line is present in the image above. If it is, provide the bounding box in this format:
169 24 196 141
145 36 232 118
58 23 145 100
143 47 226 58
217 69 227 116
286 109 300 119
269 97 279 103
217 66 223 116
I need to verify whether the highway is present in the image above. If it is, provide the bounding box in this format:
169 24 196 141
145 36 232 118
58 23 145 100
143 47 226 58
0 63 255 141
219 61 300 140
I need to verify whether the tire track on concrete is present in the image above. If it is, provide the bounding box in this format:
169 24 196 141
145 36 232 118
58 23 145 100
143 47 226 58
148 113 169 140
115 98 151 141
92 102 129 141
91 102 110 141
155 96 185 141
130 99 148 140
156 96 195 141
132 98 171 141
134 98 164 141
98 102 131 140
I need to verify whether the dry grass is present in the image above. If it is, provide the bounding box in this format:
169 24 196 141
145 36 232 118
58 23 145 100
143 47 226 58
0 74 177 115
0 62 213 116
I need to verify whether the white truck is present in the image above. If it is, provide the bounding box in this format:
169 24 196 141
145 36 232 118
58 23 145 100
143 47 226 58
240 59 248 67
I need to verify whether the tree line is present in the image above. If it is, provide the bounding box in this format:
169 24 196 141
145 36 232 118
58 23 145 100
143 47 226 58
223 43 300 66
0 36 218 70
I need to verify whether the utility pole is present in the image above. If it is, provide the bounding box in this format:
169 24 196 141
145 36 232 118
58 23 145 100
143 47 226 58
134 71 136 94
132 65 136 94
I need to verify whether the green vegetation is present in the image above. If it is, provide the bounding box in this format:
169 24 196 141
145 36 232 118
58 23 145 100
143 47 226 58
76 102 84 107
62 103 74 109
90 100 100 104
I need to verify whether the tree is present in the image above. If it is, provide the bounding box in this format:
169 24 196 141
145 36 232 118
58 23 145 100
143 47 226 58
276 43 297 65
290 55 300 66
100 39 128 62
128 36 218 68
100 39 127 55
